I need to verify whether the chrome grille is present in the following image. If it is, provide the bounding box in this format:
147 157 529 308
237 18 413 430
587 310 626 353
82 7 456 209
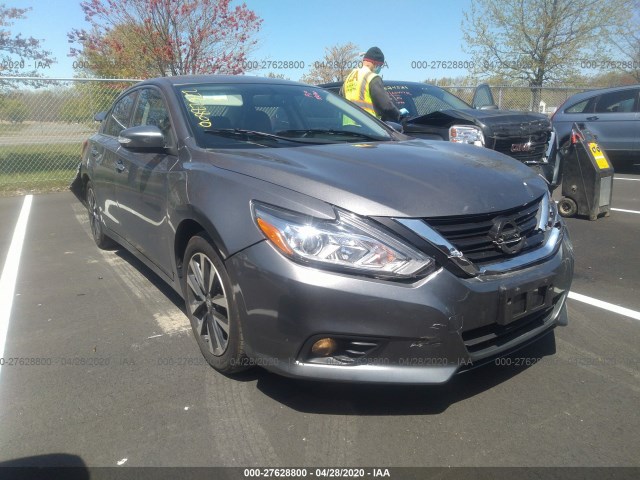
491 136 548 162
488 119 551 163
423 199 544 265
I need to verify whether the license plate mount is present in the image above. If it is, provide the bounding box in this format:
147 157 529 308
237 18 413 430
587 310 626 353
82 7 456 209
497 277 554 326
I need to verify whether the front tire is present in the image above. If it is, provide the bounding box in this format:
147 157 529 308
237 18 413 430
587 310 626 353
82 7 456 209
182 234 248 374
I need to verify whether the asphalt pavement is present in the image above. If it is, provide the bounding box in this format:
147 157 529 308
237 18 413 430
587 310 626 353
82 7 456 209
0 175 638 470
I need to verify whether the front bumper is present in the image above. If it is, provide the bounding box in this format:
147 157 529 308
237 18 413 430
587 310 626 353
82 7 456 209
226 227 574 384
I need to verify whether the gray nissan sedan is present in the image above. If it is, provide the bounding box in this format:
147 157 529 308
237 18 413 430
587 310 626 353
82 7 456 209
75 75 574 384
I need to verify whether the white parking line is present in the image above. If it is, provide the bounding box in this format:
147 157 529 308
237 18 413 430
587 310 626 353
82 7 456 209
0 195 33 378
611 208 640 215
569 291 640 321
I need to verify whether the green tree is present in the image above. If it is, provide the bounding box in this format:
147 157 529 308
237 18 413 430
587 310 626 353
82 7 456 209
1 98 28 123
60 83 124 123
72 24 156 79
462 0 629 108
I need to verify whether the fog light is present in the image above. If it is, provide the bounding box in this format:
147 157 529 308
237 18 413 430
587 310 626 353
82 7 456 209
311 338 337 357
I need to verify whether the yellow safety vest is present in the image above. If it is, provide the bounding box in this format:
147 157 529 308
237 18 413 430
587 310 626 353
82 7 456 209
343 67 380 118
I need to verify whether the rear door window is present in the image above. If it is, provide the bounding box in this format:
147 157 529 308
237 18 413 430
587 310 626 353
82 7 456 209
594 89 639 113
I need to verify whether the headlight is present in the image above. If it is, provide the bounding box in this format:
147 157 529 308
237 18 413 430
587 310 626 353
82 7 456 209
449 125 484 146
549 197 560 227
252 203 435 279
536 191 560 231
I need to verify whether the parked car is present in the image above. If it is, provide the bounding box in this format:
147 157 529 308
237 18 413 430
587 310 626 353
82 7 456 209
74 75 574 384
321 81 560 186
551 84 640 170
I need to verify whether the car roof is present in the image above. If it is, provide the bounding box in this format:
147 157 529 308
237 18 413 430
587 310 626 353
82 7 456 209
562 84 640 105
137 75 309 88
320 80 438 89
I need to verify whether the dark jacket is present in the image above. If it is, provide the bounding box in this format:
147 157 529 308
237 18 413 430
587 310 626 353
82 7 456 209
369 76 401 122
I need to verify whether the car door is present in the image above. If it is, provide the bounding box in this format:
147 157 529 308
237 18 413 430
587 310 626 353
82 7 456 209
472 83 497 109
585 88 639 158
635 91 640 164
92 91 137 235
114 87 177 277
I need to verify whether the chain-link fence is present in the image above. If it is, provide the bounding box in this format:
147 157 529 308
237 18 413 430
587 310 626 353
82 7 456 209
0 77 604 196
0 77 139 195
441 85 593 114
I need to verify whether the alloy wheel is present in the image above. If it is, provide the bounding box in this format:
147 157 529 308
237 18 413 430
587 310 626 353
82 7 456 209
87 187 101 240
186 252 230 356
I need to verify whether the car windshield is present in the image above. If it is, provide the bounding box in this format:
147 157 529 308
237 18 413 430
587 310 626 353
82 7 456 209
176 83 393 149
385 84 471 118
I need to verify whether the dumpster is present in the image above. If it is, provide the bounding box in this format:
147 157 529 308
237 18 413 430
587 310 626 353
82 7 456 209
557 123 614 220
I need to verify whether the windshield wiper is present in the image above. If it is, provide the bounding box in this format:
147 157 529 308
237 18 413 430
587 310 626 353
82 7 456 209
276 129 389 142
203 128 325 144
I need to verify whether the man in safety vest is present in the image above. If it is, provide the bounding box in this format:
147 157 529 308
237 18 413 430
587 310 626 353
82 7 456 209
341 46 407 121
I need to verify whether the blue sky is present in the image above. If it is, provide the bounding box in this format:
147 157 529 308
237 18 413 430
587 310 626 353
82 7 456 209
4 0 474 81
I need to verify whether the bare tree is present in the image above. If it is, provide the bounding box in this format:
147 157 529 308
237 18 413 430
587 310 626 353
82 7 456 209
300 42 360 84
462 0 629 107
425 75 479 87
264 72 290 80
608 0 640 81
0 5 55 80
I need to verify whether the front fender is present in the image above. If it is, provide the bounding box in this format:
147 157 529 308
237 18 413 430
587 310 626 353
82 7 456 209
172 163 337 260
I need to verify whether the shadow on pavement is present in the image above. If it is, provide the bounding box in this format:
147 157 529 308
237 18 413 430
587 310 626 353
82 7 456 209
111 246 186 314
0 454 89 480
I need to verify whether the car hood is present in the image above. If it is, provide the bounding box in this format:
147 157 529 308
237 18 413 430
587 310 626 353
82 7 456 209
202 139 547 218
406 109 551 134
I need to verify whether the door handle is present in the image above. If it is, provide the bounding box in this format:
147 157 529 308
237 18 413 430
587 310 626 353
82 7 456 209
586 116 599 121
115 160 126 172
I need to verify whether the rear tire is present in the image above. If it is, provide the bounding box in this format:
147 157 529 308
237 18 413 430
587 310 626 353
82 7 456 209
86 181 116 249
182 234 248 374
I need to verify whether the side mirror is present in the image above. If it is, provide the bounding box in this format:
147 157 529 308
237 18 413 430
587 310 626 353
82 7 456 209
118 125 166 150
385 121 403 133
94 111 107 122
479 105 499 110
